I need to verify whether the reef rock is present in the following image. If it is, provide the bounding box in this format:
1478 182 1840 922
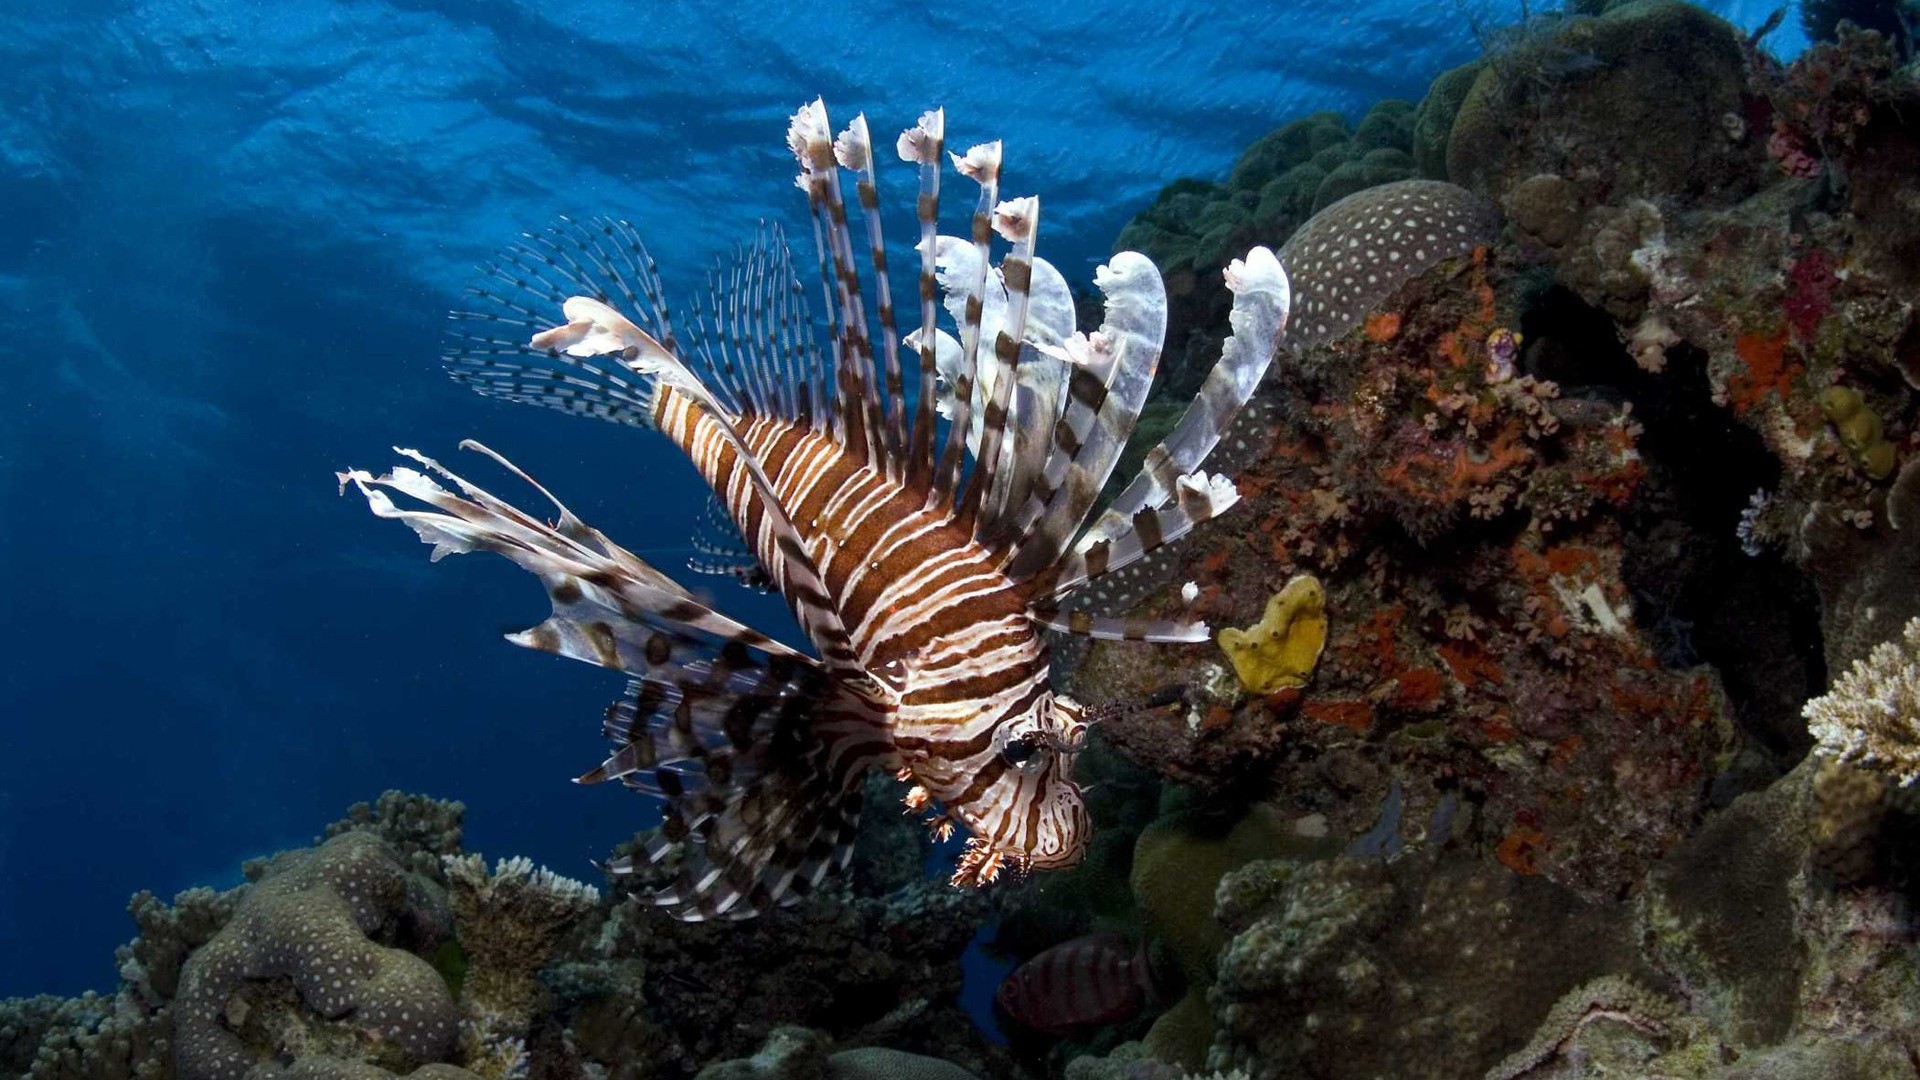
1445 0 1763 207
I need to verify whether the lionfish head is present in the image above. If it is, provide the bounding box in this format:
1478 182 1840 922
948 692 1091 885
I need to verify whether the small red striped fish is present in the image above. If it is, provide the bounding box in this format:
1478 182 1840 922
995 932 1163 1038
340 100 1291 921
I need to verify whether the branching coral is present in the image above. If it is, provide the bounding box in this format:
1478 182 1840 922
439 855 600 1079
1804 616 1920 784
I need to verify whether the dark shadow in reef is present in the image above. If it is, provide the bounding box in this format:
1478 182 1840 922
1521 285 1827 777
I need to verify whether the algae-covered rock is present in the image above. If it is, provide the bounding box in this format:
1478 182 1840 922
1128 805 1334 1070
173 832 461 1080
1507 172 1582 249
827 1047 981 1080
1446 1 1761 205
1637 764 1807 1045
1207 852 1647 1079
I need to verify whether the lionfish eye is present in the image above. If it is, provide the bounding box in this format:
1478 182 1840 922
999 738 1038 767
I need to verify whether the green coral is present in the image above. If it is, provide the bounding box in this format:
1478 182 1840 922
1412 62 1481 179
1118 97 1417 283
1818 385 1898 480
1226 113 1349 192
1129 804 1333 1070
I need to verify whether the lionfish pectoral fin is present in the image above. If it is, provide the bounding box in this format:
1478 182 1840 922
1028 608 1211 644
601 675 876 921
1043 470 1242 600
341 443 811 677
441 211 859 668
687 494 770 591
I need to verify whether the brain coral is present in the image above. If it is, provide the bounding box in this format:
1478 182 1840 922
172 831 460 1080
1277 179 1497 348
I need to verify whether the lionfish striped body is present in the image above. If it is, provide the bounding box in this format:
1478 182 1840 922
341 100 1291 920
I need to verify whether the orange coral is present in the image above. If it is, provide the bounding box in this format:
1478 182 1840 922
1394 667 1446 710
1496 827 1548 875
1364 311 1403 342
1304 699 1372 732
1728 329 1801 415
1438 643 1505 687
1375 426 1532 504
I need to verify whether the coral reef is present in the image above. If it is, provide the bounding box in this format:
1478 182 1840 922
1277 180 1499 348
1205 851 1645 1078
1049 5 1920 1077
1112 99 1426 400
2 791 1006 1080
1446 1 1761 205
438 854 599 1079
19 9 1920 1079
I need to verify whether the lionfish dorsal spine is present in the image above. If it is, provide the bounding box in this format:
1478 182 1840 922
1052 248 1291 599
790 99 886 476
899 108 946 492
958 194 1040 544
998 251 1168 587
834 113 910 479
929 139 1001 511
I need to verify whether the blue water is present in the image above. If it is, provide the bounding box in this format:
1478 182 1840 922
0 0 1804 998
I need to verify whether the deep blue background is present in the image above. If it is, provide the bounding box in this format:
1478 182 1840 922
0 0 1802 997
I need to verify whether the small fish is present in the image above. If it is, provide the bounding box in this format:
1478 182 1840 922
340 100 1292 921
994 932 1163 1038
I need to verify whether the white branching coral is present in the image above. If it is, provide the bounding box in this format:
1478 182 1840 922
441 852 603 1071
1804 617 1920 785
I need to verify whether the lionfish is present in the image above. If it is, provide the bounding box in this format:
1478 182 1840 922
340 100 1291 921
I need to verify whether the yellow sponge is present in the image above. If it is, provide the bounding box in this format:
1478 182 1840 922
1217 574 1328 694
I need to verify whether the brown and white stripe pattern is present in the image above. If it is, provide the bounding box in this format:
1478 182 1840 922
345 97 1291 918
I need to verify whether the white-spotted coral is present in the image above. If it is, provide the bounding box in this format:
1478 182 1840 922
172 832 462 1080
